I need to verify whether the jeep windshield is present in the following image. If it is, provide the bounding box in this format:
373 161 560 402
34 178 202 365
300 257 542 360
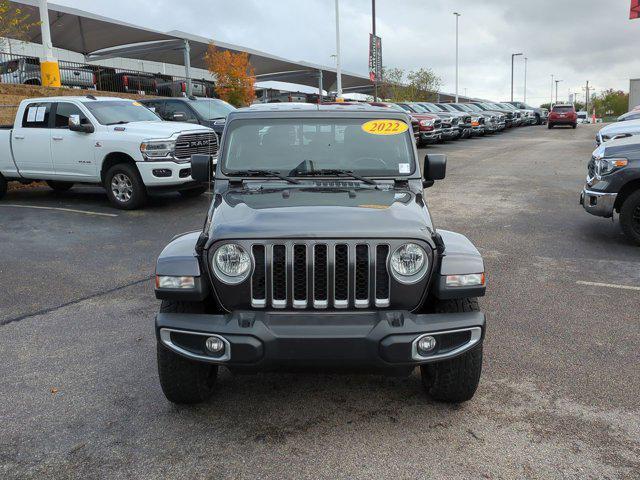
82 100 161 125
222 118 415 178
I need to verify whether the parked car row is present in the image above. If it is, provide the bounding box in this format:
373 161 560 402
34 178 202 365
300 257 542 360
372 100 542 148
0 56 216 98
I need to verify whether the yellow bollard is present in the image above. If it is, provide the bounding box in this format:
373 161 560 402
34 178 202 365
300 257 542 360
40 60 61 87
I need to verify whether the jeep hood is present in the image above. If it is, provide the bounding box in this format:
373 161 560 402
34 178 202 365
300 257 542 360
208 187 434 241
108 121 212 139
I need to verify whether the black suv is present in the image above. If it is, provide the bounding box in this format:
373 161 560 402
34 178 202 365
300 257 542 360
153 105 487 405
580 136 640 244
139 97 236 138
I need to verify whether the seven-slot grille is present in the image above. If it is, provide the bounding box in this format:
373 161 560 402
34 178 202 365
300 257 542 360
174 131 218 161
250 242 391 310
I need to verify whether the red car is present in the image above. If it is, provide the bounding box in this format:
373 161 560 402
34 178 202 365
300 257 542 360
548 104 577 129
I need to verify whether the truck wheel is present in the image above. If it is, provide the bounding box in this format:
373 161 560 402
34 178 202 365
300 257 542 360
157 300 219 404
619 190 640 246
535 114 541 125
420 298 483 403
46 180 74 192
572 123 577 129
548 123 553 129
179 185 208 198
104 163 147 210
0 174 7 199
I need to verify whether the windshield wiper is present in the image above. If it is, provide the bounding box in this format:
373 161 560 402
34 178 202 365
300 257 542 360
227 169 300 184
290 168 378 186
106 120 130 125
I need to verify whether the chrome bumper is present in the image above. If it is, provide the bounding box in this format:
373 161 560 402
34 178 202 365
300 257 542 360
580 188 617 218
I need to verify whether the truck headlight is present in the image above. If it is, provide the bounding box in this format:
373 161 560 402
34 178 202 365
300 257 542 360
212 244 251 284
140 140 175 159
390 243 428 283
419 119 434 127
595 157 628 177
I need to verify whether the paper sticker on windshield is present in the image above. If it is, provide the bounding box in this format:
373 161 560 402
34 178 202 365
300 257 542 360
361 119 409 135
399 163 410 174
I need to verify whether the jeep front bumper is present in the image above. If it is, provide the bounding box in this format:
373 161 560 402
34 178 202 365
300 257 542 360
156 310 486 371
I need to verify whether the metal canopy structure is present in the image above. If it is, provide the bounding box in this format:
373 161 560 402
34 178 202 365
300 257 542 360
8 0 374 93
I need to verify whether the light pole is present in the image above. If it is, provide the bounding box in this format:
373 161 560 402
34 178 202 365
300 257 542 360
454 12 461 103
37 0 61 87
511 52 523 101
523 57 527 104
335 0 343 99
555 79 563 104
372 0 377 101
551 74 554 106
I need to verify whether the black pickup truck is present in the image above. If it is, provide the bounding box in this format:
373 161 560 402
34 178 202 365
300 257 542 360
580 136 640 244
153 105 487 405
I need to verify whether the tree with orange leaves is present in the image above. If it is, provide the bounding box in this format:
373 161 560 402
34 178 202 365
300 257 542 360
205 44 255 107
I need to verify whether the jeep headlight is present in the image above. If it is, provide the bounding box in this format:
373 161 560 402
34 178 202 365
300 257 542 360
213 244 251 284
595 157 628 177
390 243 428 283
140 139 175 159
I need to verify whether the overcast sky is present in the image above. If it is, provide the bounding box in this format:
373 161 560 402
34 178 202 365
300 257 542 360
54 0 639 106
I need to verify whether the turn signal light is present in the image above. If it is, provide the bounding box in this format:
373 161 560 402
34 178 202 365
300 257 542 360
155 275 195 289
445 273 485 287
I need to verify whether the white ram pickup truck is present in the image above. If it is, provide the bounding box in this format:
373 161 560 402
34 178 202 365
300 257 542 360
0 96 217 209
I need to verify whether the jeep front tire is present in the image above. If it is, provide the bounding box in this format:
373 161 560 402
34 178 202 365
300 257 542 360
156 300 219 404
420 298 483 403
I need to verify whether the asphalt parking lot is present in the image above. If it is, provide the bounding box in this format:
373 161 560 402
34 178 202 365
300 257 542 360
1 124 639 479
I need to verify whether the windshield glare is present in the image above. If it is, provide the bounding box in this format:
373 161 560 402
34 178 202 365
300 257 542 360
223 118 415 177
82 100 160 125
189 99 236 120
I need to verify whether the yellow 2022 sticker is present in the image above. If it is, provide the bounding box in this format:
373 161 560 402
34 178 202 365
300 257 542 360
361 119 409 135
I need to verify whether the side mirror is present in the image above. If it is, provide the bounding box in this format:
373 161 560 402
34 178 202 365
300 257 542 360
172 113 187 121
191 154 215 182
423 154 446 188
68 115 94 133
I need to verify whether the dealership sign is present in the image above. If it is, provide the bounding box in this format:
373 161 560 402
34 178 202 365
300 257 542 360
369 34 382 82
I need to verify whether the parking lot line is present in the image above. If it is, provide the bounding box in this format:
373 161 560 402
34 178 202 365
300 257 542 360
0 204 118 218
576 280 640 291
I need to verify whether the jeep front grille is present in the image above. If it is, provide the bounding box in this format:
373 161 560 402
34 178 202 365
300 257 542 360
174 131 218 161
250 242 391 310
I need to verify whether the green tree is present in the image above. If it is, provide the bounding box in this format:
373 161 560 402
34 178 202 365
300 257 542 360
592 89 629 117
378 67 442 102
406 68 442 102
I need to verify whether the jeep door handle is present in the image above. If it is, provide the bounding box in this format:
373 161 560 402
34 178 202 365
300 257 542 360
52 136 63 141
13 135 24 140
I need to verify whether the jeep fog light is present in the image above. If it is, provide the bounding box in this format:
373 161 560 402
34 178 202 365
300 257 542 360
417 335 437 355
445 273 485 287
155 275 195 289
205 336 225 354
213 244 251 284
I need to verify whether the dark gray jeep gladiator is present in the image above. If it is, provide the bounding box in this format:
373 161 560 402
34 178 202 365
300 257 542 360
154 105 487 404
580 135 640 244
